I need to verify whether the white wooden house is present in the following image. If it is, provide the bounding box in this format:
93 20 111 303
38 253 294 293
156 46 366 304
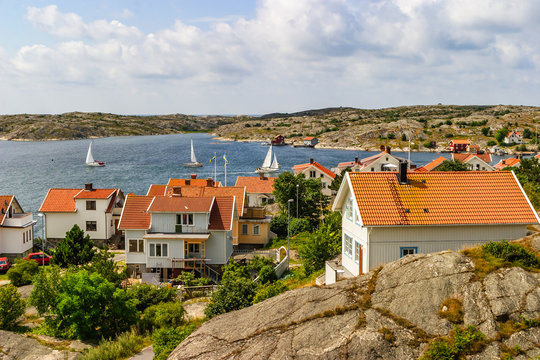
329 164 539 284
292 159 336 196
504 131 523 145
333 147 407 175
0 195 36 259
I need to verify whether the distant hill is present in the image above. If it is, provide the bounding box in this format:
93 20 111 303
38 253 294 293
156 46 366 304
2 105 540 151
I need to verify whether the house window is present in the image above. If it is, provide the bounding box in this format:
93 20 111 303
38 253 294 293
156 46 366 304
400 247 418 257
110 219 113 226
371 167 374 171
241 224 248 235
309 170 316 178
149 243 168 257
253 225 260 235
129 239 144 253
354 242 361 263
322 182 326 189
354 209 361 225
86 221 97 231
320 174 324 178
345 198 353 220
344 234 353 257
86 201 96 210
177 214 194 225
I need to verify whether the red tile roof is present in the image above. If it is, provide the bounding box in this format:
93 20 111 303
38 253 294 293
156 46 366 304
147 184 167 196
209 197 235 231
346 171 538 226
293 161 336 179
165 186 246 216
0 195 14 224
304 137 315 141
39 189 81 212
450 139 471 145
422 156 447 171
74 188 116 199
147 197 214 213
453 153 492 163
494 157 521 170
167 178 220 187
118 195 153 230
235 176 276 194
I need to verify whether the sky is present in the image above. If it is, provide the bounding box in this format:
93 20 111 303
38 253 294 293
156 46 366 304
0 0 539 115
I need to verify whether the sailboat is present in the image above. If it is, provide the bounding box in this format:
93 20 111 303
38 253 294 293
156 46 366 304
256 145 280 174
86 141 105 167
183 138 203 168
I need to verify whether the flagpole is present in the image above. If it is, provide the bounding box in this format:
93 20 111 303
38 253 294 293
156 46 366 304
214 152 217 184
224 162 227 186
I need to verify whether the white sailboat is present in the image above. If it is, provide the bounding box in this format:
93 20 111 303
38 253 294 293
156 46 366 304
85 141 105 167
256 145 280 174
184 138 203 168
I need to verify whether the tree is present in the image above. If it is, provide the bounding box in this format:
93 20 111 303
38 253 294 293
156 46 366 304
85 247 126 287
401 133 407 141
435 160 470 171
204 261 258 318
52 224 96 267
481 127 490 136
125 283 176 312
289 217 310 236
495 127 509 144
143 302 186 331
330 168 351 192
0 284 25 330
7 259 39 286
523 128 532 139
29 266 61 316
51 270 138 340
300 212 342 275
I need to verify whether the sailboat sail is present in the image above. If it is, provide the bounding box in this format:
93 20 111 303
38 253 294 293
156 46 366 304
86 141 95 164
190 139 198 163
262 145 273 168
270 153 279 169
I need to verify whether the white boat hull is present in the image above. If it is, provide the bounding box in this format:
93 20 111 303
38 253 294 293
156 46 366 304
255 167 279 174
184 162 204 168
86 161 105 167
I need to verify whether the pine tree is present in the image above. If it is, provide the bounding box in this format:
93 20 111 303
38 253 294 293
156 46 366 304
52 224 96 267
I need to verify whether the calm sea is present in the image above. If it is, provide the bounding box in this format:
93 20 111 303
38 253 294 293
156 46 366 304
0 133 504 234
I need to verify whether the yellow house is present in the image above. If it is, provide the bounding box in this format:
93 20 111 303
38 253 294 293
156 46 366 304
238 207 272 246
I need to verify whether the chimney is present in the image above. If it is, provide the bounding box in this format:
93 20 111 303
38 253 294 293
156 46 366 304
85 183 93 191
386 146 391 154
190 174 197 179
310 158 314 164
173 187 182 195
502 160 506 165
259 173 266 180
354 157 359 163
380 145 385 152
207 178 214 187
397 161 408 185
185 179 191 186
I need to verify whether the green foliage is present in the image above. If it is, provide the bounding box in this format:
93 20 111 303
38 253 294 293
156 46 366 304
487 140 497 146
174 271 212 287
438 298 464 324
387 132 395 139
29 266 61 315
482 240 540 269
300 213 342 275
523 128 532 139
510 158 540 209
420 325 486 360
84 247 126 287
330 168 351 192
270 213 289 237
516 143 527 152
435 160 470 172
204 261 258 318
423 141 436 149
445 119 453 125
401 133 407 141
52 224 96 267
289 217 311 236
496 127 509 144
253 281 288 304
0 284 25 330
50 270 139 340
7 259 39 286
246 256 274 273
125 283 176 312
152 323 199 360
481 127 490 136
81 330 147 360
143 302 185 331
257 265 277 284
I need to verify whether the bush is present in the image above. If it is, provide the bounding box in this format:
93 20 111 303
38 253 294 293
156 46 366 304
153 323 199 360
289 218 311 236
487 140 497 146
84 247 126 287
125 283 176 312
175 271 211 286
247 256 274 273
81 330 146 360
257 265 277 284
420 325 486 359
7 259 39 286
438 298 464 324
270 213 288 237
0 284 25 330
482 240 540 268
143 302 186 331
253 281 288 304
29 266 61 315
300 219 342 275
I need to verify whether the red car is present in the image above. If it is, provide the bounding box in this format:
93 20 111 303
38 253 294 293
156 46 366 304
0 257 11 272
23 252 52 265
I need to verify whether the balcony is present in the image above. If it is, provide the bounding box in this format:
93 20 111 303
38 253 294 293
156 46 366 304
2 213 35 228
175 225 208 234
241 207 266 219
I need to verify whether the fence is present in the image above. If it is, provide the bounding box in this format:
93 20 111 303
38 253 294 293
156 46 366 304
177 285 218 300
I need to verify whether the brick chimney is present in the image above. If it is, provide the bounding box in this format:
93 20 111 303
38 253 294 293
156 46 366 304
310 158 314 164
84 183 93 191
354 157 359 163
386 146 391 154
380 145 385 152
190 174 197 179
206 178 214 187
397 161 408 185
259 173 267 180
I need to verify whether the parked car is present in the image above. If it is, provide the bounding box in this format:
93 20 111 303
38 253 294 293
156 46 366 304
23 252 52 266
0 257 11 272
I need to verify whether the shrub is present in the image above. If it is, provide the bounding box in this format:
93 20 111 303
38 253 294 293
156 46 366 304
438 298 464 324
0 284 25 330
81 330 146 360
84 247 126 287
270 213 288 237
253 281 288 304
29 266 61 316
7 259 39 286
125 283 177 312
143 302 186 331
300 220 342 275
420 325 486 360
247 256 274 273
289 217 311 236
487 140 497 146
378 327 396 343
153 322 199 360
482 240 540 268
257 265 277 284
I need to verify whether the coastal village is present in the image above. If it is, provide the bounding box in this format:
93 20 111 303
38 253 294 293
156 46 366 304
1 132 540 359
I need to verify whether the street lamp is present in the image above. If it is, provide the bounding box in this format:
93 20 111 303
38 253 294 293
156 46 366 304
37 214 45 270
287 199 294 260
296 184 299 218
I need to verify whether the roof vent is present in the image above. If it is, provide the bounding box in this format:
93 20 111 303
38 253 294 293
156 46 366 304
207 178 214 187
404 209 410 213
421 179 426 184
424 208 429 213
85 183 93 191
310 158 314 164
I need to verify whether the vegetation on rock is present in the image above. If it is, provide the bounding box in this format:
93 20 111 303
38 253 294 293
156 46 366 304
0 284 25 330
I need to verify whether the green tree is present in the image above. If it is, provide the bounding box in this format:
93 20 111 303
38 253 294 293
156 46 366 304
300 212 342 275
84 247 126 287
401 133 407 141
7 259 39 286
508 158 540 209
481 127 490 136
125 283 176 312
152 323 199 360
523 128 532 139
487 140 497 146
435 160 470 172
52 224 96 267
257 265 277 284
495 127 509 144
289 217 310 236
29 266 61 316
330 168 351 192
204 261 258 318
50 270 138 340
0 284 25 330
143 302 186 331
270 213 288 237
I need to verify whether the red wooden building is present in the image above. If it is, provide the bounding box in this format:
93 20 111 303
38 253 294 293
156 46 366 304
271 134 286 146
448 139 471 153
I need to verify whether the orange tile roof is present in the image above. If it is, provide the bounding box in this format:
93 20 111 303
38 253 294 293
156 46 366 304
118 195 153 230
453 153 492 163
0 195 14 224
304 137 315 141
165 186 245 216
74 188 116 199
147 184 167 196
167 178 221 187
507 131 522 137
422 156 447 171
494 157 521 170
39 189 81 212
147 197 214 213
235 176 276 194
414 166 428 172
347 171 538 226
450 139 471 145
209 197 235 231
293 161 336 179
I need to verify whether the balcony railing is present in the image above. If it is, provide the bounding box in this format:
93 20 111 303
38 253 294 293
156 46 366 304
241 207 266 219
3 213 34 227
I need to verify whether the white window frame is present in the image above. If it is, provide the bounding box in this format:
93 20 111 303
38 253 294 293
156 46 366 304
128 239 144 253
344 234 353 257
253 224 260 235
241 224 248 235
354 208 361 225
354 242 361 263
345 198 353 220
149 243 168 257
176 214 194 226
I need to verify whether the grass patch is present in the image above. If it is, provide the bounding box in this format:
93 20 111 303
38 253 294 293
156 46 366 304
81 330 150 360
500 344 525 359
378 327 396 343
266 232 311 252
495 316 540 341
281 267 323 290
0 273 8 281
420 325 487 360
438 298 464 324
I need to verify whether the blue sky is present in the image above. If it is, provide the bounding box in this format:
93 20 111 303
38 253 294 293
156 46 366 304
0 0 539 115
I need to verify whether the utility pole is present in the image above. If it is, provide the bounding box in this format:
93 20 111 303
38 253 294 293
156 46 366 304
296 184 299 218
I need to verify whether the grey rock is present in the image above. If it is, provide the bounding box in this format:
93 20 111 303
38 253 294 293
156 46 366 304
466 343 500 360
462 281 497 338
504 328 540 353
0 330 80 360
